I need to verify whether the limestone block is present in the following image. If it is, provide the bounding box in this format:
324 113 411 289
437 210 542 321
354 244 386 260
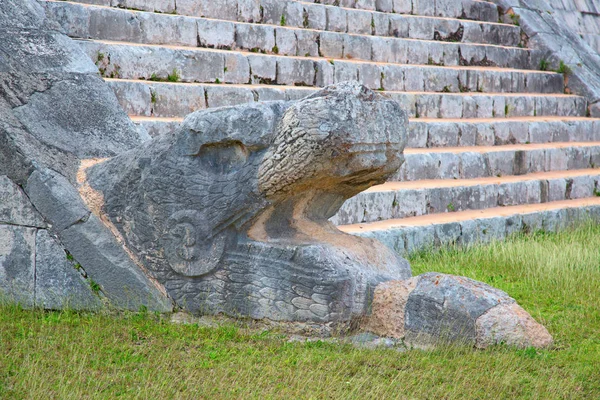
475 123 495 146
409 17 435 40
137 13 197 47
358 63 382 90
343 35 372 60
415 94 440 118
197 19 235 49
459 44 486 66
175 0 202 17
41 1 90 38
0 176 45 228
253 87 286 102
88 7 142 43
403 65 425 91
259 0 285 25
283 2 304 28
406 39 430 65
326 6 347 32
235 24 275 53
314 60 334 87
150 82 206 118
569 175 595 199
462 22 484 45
433 222 461 246
381 65 404 91
427 122 460 147
35 230 102 310
403 225 436 254
224 53 250 84
407 122 427 148
346 9 373 35
436 0 462 19
296 30 319 57
356 0 376 10
238 0 261 23
274 28 298 56
333 62 359 84
106 79 152 117
505 214 523 237
276 58 315 86
460 152 489 179
458 123 477 146
412 0 434 16
303 4 327 31
439 95 464 118
392 0 412 13
372 37 404 63
199 0 238 20
116 0 175 13
205 86 255 108
372 12 389 37
319 31 344 58
376 0 393 12
248 54 277 84
0 224 35 307
423 68 458 92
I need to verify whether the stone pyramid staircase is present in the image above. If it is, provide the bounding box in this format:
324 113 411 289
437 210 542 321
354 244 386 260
41 0 600 254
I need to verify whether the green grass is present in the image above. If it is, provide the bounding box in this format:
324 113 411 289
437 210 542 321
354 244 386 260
1 224 600 398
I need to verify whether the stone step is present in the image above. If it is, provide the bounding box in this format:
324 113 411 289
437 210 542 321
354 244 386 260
72 20 536 73
303 0 500 22
78 41 552 91
332 169 600 225
408 117 600 148
104 79 584 121
58 0 501 24
397 142 600 181
339 197 600 255
129 113 600 147
42 0 521 47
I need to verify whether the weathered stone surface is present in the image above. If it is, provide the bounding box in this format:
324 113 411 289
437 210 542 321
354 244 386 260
60 213 172 312
87 83 411 322
475 302 553 348
0 0 142 184
25 167 90 232
362 273 552 348
404 273 516 345
366 278 418 339
35 229 102 310
1 0 171 312
0 224 36 307
0 175 45 228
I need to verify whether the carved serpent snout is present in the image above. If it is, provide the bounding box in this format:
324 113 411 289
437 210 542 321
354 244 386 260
258 83 408 201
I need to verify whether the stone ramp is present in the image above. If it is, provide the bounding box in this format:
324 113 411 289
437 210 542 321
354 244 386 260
39 0 600 255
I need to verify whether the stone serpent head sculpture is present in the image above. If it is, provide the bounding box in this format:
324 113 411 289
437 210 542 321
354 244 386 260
86 82 411 322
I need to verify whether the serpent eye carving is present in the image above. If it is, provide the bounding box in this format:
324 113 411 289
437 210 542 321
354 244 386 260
162 210 228 277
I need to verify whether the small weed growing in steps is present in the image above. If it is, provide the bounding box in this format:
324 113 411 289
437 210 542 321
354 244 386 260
167 69 180 82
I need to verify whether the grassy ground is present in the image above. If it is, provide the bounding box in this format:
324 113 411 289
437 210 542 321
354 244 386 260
1 224 599 399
